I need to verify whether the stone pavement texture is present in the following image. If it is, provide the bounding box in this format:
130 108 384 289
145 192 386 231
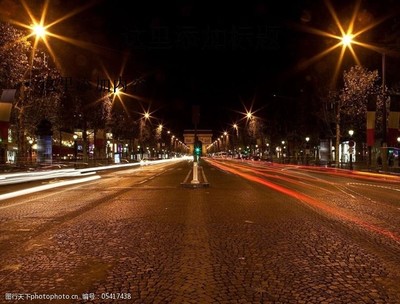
0 160 399 303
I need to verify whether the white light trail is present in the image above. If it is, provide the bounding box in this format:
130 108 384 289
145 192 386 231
0 175 100 202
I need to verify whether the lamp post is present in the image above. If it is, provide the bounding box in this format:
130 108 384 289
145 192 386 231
166 130 171 158
156 124 163 157
137 145 140 160
233 123 238 157
73 134 78 163
245 111 255 156
29 139 33 163
348 130 354 170
305 137 310 165
16 25 48 164
397 136 400 167
223 131 228 152
339 33 389 171
171 135 175 155
106 140 111 162
139 112 150 160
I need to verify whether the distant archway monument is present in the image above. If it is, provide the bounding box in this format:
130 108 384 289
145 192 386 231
183 129 212 156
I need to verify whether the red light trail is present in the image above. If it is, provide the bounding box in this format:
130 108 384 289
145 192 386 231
206 158 400 244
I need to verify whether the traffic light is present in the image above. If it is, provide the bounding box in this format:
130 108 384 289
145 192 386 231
194 141 202 157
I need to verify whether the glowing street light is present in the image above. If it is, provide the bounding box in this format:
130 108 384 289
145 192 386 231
28 139 34 163
305 137 310 165
32 24 47 39
233 123 238 134
348 129 354 170
397 137 400 167
341 34 354 47
231 123 239 156
73 134 78 162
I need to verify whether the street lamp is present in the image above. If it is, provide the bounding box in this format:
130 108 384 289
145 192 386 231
305 137 310 165
232 123 238 157
139 112 150 159
29 139 33 163
32 24 47 39
233 123 238 135
73 134 78 163
339 32 389 171
171 135 175 154
348 130 354 170
106 140 111 162
223 131 228 152
341 34 353 47
245 111 256 155
157 124 163 154
397 137 400 167
14 24 49 164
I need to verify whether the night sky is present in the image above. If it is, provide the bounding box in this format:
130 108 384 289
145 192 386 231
56 0 302 133
4 0 400 135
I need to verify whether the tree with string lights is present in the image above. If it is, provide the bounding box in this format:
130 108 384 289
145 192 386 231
0 22 64 164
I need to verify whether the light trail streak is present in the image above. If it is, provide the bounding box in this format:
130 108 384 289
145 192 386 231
0 157 188 185
215 160 338 195
246 163 372 199
0 175 101 203
234 158 400 184
0 158 189 201
0 170 96 185
206 158 400 244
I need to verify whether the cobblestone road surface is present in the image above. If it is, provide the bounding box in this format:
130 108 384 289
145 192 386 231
0 159 399 303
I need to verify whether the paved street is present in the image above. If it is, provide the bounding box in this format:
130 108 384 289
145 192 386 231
1 158 400 303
